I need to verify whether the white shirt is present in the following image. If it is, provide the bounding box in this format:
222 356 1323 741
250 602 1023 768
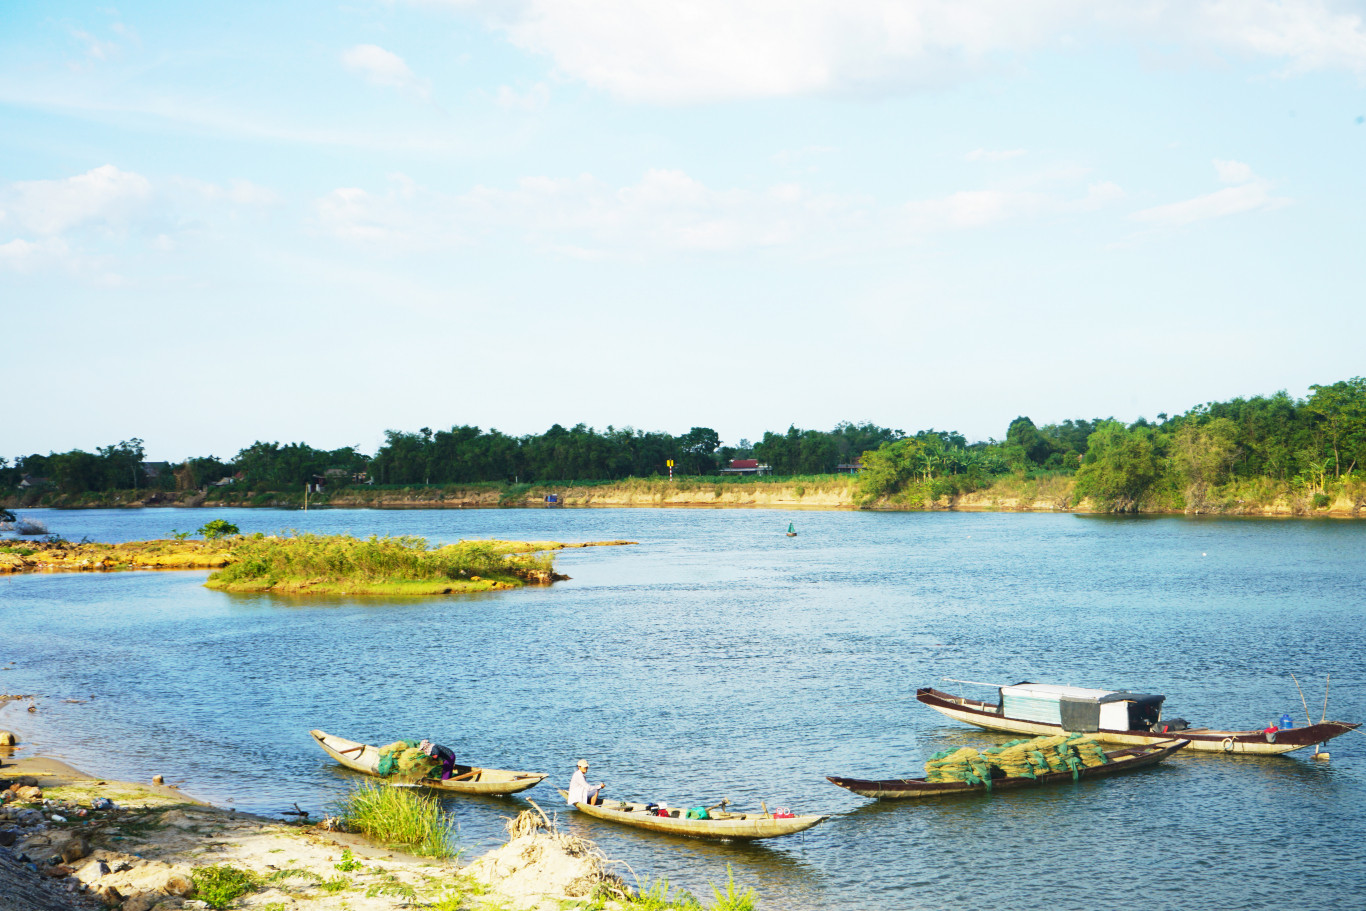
567 768 599 805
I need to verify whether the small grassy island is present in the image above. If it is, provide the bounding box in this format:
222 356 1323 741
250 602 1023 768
0 532 635 595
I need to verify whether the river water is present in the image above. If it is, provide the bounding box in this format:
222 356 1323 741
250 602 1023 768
3 507 1364 910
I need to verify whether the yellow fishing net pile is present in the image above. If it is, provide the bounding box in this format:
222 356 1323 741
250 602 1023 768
925 733 1109 787
376 740 439 781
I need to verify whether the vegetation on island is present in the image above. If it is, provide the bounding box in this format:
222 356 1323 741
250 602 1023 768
4 376 1366 516
203 534 563 595
1 529 624 595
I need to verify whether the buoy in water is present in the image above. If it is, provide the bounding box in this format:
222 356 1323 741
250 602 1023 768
786 522 797 537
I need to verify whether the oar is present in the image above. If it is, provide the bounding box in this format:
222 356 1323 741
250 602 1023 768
338 744 366 756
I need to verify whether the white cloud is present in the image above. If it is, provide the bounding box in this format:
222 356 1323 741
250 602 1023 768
0 237 71 272
173 177 279 207
4 165 151 235
905 178 1124 231
1132 159 1290 226
317 169 870 256
421 1 1366 102
495 82 550 110
341 44 431 99
0 167 283 275
966 148 1028 162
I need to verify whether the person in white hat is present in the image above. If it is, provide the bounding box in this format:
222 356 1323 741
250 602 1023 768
567 758 605 806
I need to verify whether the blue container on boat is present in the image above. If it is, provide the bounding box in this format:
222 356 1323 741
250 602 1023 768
1279 713 1294 730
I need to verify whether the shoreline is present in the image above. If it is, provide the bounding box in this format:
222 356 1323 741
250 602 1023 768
7 476 1363 518
0 744 627 911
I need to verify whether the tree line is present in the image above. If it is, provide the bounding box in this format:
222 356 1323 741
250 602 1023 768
4 378 1365 512
855 378 1366 510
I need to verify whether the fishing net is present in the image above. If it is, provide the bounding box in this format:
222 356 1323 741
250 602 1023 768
375 739 439 780
925 733 1108 784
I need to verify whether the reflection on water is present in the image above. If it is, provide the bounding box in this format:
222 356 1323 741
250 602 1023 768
3 507 1365 910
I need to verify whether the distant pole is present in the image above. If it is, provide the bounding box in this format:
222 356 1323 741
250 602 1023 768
667 459 674 481
304 482 308 512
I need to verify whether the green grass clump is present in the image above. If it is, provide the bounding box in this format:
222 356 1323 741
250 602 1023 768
192 864 260 909
206 532 555 593
334 782 456 858
707 868 758 911
626 877 701 910
334 847 363 871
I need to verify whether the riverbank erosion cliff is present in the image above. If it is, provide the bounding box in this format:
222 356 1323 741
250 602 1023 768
8 474 1365 517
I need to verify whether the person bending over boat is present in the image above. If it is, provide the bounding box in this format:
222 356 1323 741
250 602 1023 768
567 759 606 805
419 739 471 781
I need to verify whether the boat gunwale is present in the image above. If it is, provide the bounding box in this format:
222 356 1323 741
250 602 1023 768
309 729 547 795
827 738 1189 799
554 789 827 840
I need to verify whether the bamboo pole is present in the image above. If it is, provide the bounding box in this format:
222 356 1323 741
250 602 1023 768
1290 672 1313 727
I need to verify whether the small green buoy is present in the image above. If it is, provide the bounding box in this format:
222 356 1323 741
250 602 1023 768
786 522 797 537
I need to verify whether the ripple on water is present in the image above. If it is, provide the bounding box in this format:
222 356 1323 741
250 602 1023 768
2 508 1364 910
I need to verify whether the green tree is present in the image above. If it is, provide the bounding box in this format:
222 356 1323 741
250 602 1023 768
1306 377 1366 477
197 519 240 539
1171 417 1240 507
1074 421 1165 511
1006 416 1054 466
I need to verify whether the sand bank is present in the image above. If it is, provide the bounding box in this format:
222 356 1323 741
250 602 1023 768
0 752 624 911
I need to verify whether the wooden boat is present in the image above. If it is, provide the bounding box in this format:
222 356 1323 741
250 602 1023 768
828 738 1189 800
918 685 1361 756
555 789 827 840
310 730 547 795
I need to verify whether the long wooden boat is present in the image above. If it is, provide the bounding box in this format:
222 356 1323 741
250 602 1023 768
918 686 1360 756
310 730 547 795
828 738 1189 800
555 789 827 840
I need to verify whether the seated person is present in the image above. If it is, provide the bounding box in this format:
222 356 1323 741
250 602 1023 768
567 759 605 805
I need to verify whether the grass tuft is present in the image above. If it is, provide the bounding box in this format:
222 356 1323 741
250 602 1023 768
707 867 758 911
334 782 456 858
192 864 260 909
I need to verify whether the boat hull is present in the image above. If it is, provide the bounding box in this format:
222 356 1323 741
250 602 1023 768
916 688 1359 756
555 789 826 840
828 739 1188 800
309 730 547 795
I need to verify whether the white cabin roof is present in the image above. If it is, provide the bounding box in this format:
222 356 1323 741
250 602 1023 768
1001 683 1120 701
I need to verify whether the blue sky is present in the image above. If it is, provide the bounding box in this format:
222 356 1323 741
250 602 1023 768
3 1 1365 461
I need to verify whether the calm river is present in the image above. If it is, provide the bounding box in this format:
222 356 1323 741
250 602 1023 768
3 507 1365 910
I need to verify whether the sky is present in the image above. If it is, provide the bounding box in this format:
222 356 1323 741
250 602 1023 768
2 1 1365 462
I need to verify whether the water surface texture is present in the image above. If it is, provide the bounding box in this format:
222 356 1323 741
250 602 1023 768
4 508 1364 909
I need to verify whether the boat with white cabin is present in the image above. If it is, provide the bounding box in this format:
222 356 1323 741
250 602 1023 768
917 683 1359 756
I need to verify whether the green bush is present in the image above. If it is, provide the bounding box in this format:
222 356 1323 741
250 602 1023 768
198 519 240 540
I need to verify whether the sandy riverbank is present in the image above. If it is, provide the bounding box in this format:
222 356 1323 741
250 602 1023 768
0 749 628 911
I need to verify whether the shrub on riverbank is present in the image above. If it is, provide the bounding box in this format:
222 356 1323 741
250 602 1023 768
205 533 555 594
335 782 456 858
